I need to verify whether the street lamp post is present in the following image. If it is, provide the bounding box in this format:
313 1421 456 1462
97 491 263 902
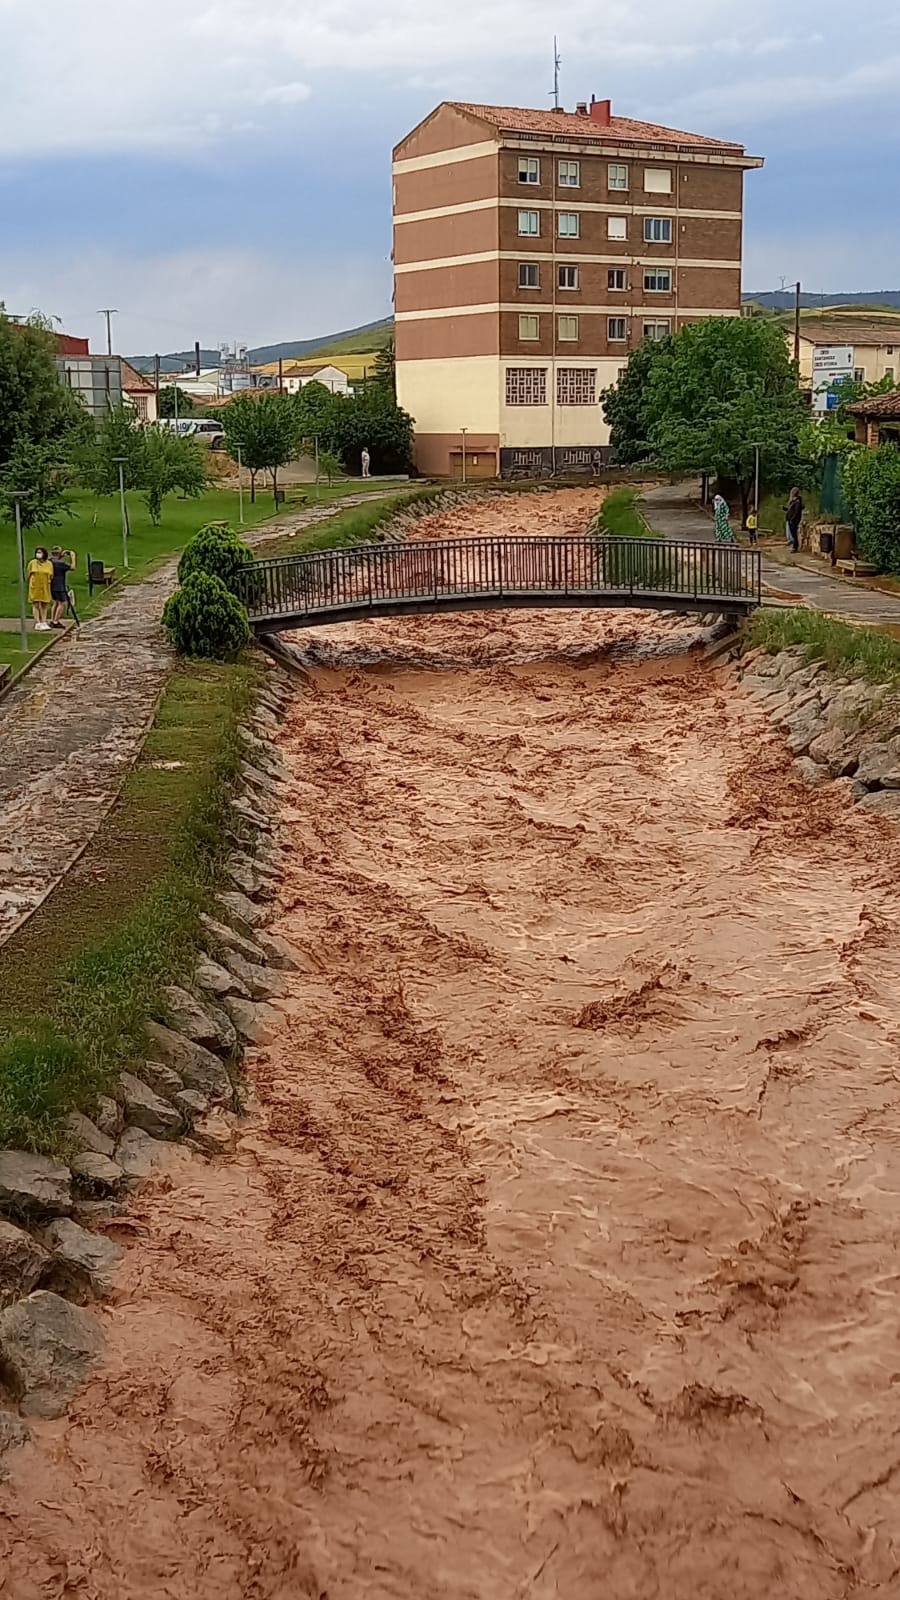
112 456 129 569
11 495 28 652
235 443 245 526
460 427 468 485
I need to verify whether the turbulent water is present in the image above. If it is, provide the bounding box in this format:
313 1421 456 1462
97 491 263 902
5 490 900 1598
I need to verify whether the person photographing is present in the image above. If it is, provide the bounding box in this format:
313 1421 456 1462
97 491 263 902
49 546 76 629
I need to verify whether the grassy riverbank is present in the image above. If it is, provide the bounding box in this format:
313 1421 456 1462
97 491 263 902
596 488 656 539
261 484 448 559
0 660 254 1152
749 607 900 684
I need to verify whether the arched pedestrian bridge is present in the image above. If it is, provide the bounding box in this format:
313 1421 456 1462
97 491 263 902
235 536 761 632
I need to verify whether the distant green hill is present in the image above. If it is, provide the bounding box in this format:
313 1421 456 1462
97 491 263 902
744 291 900 312
128 317 393 374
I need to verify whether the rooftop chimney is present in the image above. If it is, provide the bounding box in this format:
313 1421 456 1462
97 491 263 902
589 96 611 126
575 101 588 115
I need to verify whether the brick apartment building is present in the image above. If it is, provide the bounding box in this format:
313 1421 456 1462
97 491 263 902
392 99 763 477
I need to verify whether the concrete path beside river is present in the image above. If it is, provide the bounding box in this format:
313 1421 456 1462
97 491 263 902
0 490 404 950
642 480 900 626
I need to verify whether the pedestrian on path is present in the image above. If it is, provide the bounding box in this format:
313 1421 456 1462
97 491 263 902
49 546 76 629
746 510 759 545
785 488 803 553
713 493 735 543
26 546 54 630
361 446 371 479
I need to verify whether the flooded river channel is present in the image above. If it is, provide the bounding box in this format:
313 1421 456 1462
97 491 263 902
6 490 900 1598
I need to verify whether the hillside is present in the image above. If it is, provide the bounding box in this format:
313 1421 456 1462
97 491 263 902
128 317 393 374
744 291 900 313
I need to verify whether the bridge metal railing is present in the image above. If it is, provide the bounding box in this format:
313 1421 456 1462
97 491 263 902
235 536 761 624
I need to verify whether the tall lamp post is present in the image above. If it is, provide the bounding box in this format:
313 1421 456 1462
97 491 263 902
112 456 129 569
235 442 245 526
11 494 28 652
752 442 761 532
460 426 468 485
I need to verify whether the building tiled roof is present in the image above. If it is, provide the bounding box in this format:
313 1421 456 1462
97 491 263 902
846 389 900 419
452 101 743 152
120 359 155 393
797 321 900 349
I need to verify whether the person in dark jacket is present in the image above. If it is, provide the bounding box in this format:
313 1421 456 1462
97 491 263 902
49 546 76 628
785 488 803 553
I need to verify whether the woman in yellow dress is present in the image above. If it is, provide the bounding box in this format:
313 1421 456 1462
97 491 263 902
26 546 54 631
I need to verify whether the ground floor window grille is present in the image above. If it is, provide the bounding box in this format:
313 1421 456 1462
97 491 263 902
505 367 547 405
557 368 596 405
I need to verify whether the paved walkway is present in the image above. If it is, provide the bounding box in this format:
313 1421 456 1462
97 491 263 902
0 490 405 950
642 482 900 626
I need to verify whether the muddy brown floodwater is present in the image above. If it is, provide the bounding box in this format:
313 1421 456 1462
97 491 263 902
6 489 900 1598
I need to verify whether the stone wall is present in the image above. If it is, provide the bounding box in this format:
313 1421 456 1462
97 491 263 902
740 645 900 818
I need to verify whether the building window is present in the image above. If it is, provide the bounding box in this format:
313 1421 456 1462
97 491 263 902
557 368 596 405
643 320 671 342
617 366 628 381
506 368 547 405
644 217 673 243
608 268 627 291
518 313 540 340
608 164 628 190
557 264 579 290
518 209 540 236
518 263 540 289
558 159 580 187
608 216 627 240
558 315 579 341
608 317 627 342
557 211 580 238
644 167 672 193
854 368 865 382
886 367 895 382
643 268 672 293
519 157 540 184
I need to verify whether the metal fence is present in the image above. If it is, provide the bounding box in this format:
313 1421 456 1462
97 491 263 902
236 536 761 624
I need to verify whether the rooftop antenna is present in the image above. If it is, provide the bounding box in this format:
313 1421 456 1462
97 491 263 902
551 37 561 109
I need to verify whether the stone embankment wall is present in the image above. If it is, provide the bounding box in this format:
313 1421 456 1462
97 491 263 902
740 646 900 818
0 664 294 1441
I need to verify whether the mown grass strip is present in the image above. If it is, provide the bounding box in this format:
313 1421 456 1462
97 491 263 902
596 488 658 539
0 660 255 1152
749 607 900 685
260 485 448 560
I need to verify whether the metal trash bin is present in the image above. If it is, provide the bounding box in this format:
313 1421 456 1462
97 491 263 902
819 530 834 556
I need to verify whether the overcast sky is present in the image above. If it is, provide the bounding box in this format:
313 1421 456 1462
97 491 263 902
0 0 897 353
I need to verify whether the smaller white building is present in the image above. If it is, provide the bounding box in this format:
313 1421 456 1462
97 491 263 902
280 362 351 396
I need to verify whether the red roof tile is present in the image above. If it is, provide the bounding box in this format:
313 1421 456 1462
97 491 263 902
451 101 743 152
846 389 900 419
120 360 155 393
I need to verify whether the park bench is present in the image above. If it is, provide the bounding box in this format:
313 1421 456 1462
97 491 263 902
87 555 117 596
836 559 879 578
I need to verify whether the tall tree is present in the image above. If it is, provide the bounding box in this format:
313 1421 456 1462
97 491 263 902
371 336 396 398
325 387 414 475
642 317 808 522
222 393 299 503
158 385 196 418
0 309 90 529
140 429 206 525
600 339 668 464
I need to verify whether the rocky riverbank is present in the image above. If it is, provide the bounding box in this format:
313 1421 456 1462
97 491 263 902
739 644 900 816
0 663 295 1442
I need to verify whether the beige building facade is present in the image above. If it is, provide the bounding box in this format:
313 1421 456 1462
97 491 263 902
795 322 900 392
393 99 763 477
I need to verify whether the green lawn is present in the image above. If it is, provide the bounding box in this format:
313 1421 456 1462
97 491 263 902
0 632 45 678
0 480 408 623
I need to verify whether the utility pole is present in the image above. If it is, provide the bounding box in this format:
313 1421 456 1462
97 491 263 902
154 354 161 415
551 37 561 108
11 495 28 652
794 281 802 368
98 308 118 356
278 356 284 394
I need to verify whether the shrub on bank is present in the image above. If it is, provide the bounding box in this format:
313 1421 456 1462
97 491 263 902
177 520 253 595
163 571 250 660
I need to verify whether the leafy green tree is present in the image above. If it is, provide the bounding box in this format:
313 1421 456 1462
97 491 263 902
371 336 396 398
162 570 250 660
158 385 195 418
600 339 667 464
315 449 344 488
0 308 90 529
222 392 299 503
177 521 252 593
326 387 413 475
642 317 808 522
141 428 206 525
826 372 896 425
842 445 900 570
88 402 147 495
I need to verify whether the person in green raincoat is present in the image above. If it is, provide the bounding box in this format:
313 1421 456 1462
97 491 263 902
713 493 735 543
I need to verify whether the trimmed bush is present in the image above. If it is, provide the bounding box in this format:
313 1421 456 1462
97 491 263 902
163 571 250 660
177 520 253 594
842 445 900 572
